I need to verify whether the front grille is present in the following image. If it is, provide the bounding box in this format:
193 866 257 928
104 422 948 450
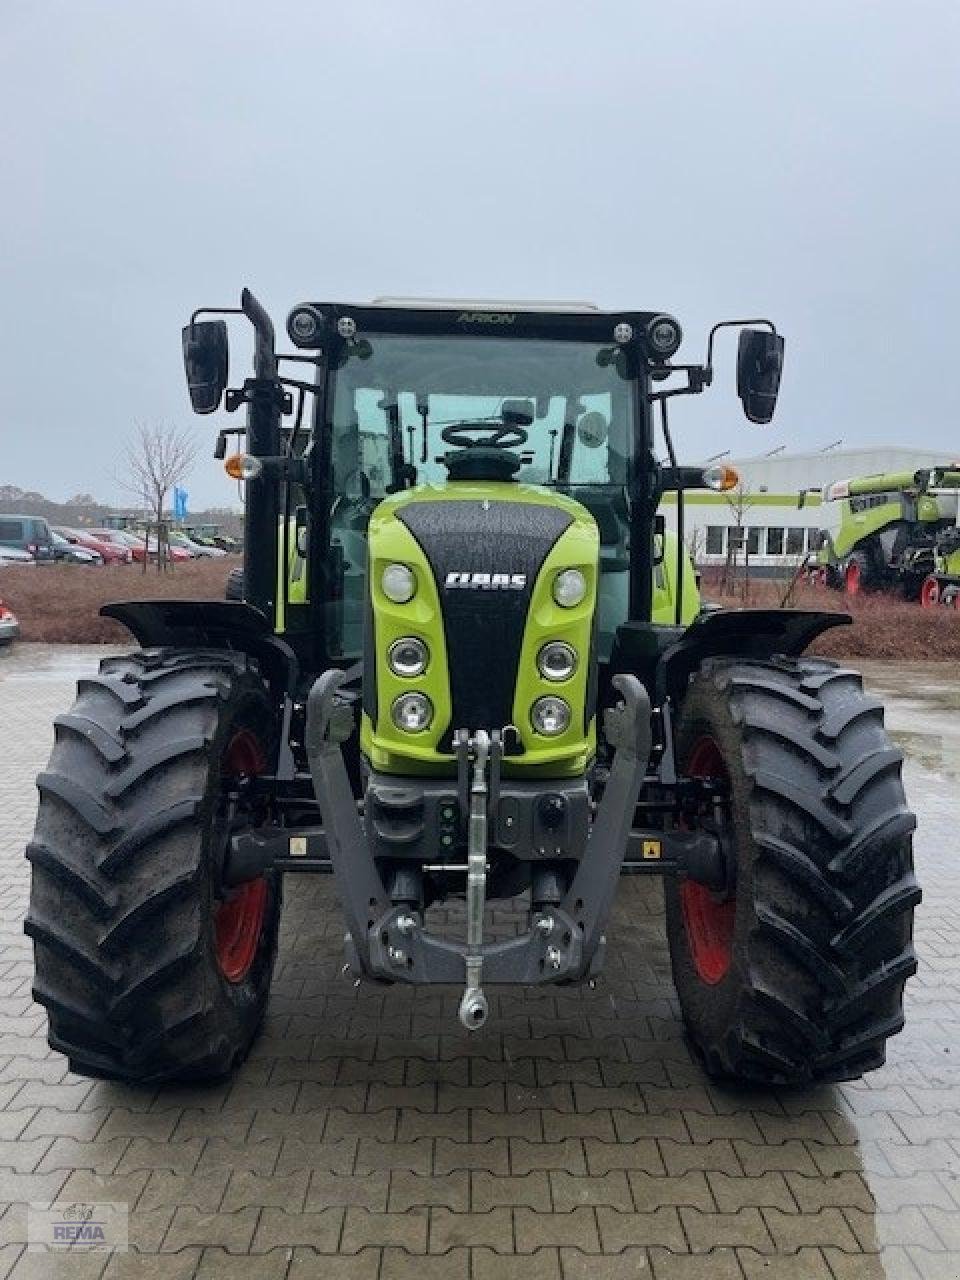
397 500 572 743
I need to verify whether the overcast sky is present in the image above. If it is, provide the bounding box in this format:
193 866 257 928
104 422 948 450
2 0 958 510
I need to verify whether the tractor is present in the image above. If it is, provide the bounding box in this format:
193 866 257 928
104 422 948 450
26 291 919 1086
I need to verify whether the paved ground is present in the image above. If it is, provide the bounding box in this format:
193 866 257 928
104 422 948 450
1 645 958 1279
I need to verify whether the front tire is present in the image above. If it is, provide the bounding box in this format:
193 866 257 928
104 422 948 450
843 550 873 595
665 656 919 1085
920 575 941 608
26 649 281 1083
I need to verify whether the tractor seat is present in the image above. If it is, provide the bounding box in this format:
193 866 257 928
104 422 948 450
443 447 522 482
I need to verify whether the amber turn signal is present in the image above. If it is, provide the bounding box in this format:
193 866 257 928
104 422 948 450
702 464 740 492
224 453 263 481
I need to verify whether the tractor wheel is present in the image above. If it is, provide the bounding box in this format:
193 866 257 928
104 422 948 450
920 575 940 608
26 649 282 1083
843 552 872 595
664 656 919 1085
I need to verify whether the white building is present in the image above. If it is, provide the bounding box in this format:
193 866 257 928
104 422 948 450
659 445 958 574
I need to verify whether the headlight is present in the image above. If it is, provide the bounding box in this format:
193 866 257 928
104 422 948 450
553 568 587 608
645 313 683 359
391 692 433 733
382 563 416 603
531 695 571 736
388 636 429 677
537 641 577 682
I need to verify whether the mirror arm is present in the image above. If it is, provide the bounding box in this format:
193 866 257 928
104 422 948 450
252 455 310 486
703 318 778 383
648 365 710 404
277 376 322 396
225 377 292 416
214 426 246 461
189 306 244 329
278 352 325 367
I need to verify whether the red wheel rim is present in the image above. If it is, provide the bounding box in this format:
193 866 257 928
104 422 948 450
844 561 862 595
214 729 267 983
920 576 940 608
680 735 735 986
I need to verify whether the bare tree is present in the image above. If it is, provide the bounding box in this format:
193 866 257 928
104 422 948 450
120 423 198 570
685 526 707 573
722 483 756 602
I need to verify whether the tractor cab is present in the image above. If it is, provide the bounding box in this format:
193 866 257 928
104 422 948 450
186 296 781 677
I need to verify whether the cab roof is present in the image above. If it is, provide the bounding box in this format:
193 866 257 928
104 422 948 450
287 297 666 348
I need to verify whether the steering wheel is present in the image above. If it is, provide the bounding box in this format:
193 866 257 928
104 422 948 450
441 422 529 450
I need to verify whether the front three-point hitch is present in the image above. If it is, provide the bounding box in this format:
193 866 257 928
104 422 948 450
303 672 653 1027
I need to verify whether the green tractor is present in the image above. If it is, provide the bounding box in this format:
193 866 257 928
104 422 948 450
814 467 960 599
26 292 919 1086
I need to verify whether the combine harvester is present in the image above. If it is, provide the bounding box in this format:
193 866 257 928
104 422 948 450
814 466 960 604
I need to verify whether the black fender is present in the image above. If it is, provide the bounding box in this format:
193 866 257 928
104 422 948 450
657 608 849 702
100 599 299 696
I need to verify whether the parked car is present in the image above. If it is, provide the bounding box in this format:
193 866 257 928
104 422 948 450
92 529 192 564
144 535 192 562
185 524 242 553
54 527 132 565
169 531 226 558
51 531 103 565
0 598 19 644
0 547 36 567
89 529 150 564
0 514 55 561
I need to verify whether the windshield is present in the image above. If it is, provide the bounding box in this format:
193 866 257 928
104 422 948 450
329 333 635 496
323 331 637 659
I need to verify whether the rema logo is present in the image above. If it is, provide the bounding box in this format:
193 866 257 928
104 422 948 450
445 571 526 590
456 312 516 324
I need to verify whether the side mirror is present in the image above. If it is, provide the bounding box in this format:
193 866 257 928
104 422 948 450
182 320 229 414
737 330 784 424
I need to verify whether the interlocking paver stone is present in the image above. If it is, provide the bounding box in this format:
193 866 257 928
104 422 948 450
429 1206 513 1250
737 1246 833 1280
222 1167 310 1210
510 1138 587 1175
388 1170 469 1211
339 1207 429 1253
559 1248 652 1279
162 1205 259 1252
381 1249 470 1280
308 1169 390 1210
139 1169 230 1213
596 1204 687 1251
549 1170 633 1211
286 1249 381 1280
649 1249 745 1279
251 1206 344 1251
